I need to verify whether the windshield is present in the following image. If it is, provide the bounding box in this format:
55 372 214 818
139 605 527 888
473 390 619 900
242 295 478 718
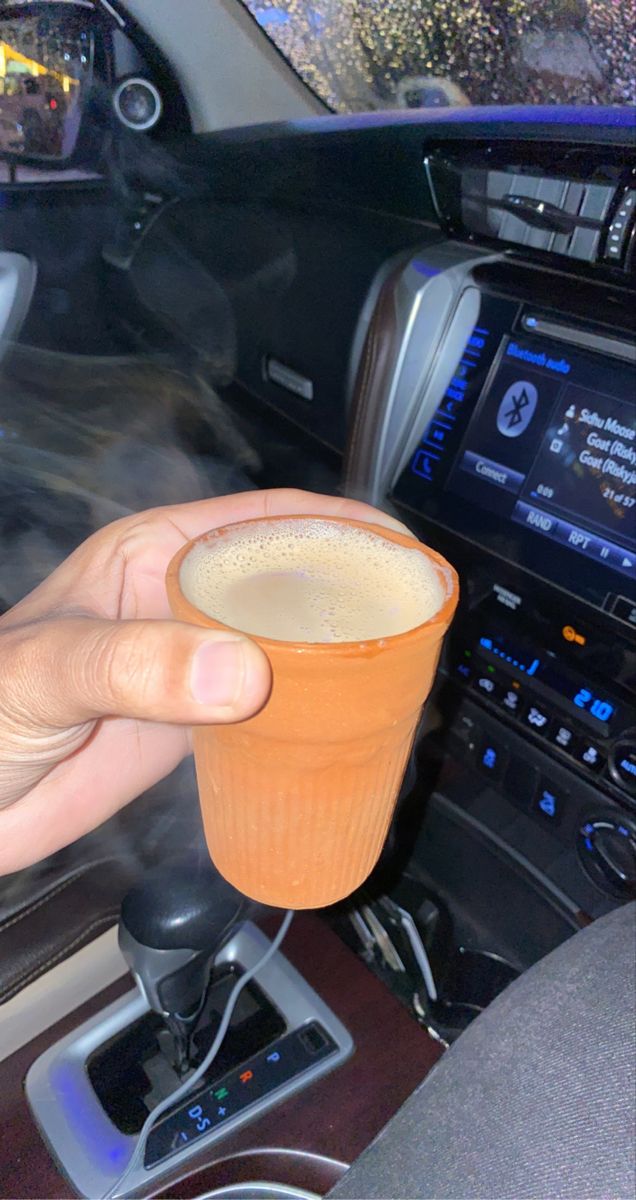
241 1 635 111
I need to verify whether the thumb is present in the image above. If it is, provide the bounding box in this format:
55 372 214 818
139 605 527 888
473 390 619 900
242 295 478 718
1 616 272 730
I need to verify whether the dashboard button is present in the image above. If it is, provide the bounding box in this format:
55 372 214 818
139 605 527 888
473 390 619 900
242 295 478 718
532 778 568 826
554 520 597 556
550 722 578 753
478 734 508 781
523 703 551 734
575 741 606 773
456 712 480 742
607 545 635 579
513 502 560 538
473 673 502 701
450 712 481 762
454 658 473 684
459 450 525 495
499 685 524 717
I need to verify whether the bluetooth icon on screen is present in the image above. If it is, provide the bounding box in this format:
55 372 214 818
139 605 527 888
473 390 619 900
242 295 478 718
497 380 539 438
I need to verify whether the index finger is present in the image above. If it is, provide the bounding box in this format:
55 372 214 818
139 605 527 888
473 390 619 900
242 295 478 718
4 490 411 625
120 489 412 621
158 488 411 541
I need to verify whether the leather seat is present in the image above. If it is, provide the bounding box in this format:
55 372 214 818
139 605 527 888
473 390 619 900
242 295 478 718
0 759 203 1003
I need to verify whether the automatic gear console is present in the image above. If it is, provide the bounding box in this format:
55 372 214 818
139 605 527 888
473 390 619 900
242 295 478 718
25 923 353 1198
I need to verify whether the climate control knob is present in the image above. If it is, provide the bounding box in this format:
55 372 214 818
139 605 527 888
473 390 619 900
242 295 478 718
578 817 636 898
609 733 636 797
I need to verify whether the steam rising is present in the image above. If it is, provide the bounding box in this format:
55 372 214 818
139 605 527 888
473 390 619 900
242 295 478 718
0 93 300 914
0 343 261 914
0 345 261 609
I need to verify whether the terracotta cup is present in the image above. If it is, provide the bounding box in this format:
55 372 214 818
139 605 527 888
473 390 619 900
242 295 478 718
166 515 459 909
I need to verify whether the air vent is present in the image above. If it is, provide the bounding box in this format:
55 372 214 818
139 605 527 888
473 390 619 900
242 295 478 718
425 147 636 275
461 169 616 263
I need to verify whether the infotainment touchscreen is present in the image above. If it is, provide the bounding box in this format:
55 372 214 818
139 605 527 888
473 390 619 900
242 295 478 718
447 335 635 574
393 302 636 597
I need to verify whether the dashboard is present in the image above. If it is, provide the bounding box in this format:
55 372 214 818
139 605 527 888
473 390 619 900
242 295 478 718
382 266 636 902
113 107 636 940
337 127 636 925
3 103 636 1200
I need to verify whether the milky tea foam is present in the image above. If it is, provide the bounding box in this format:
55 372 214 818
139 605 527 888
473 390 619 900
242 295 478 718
179 517 445 643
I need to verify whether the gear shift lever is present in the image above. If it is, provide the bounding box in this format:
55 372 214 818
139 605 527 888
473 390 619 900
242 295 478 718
118 854 250 1073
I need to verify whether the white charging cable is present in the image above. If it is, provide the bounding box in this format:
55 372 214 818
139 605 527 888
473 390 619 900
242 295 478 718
103 909 295 1199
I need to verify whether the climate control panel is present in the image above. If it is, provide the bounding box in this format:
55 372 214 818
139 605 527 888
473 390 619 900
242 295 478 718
441 692 630 916
450 619 636 809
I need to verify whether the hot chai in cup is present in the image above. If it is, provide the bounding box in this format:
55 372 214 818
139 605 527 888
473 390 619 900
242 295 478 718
167 515 458 908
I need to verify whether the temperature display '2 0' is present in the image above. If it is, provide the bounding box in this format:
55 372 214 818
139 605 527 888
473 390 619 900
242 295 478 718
573 688 615 723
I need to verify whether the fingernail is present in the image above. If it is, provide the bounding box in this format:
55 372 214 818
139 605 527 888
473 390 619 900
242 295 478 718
190 636 247 708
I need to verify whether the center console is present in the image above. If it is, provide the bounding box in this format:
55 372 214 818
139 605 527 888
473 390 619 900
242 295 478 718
347 242 636 929
25 923 352 1199
2 912 439 1200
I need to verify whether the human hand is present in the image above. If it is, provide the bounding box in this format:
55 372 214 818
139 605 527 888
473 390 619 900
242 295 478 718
0 488 407 874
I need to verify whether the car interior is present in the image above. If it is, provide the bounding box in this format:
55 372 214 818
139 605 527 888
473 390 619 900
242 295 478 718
0 2 635 1199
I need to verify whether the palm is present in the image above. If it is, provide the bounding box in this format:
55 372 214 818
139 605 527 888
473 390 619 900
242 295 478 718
2 490 396 865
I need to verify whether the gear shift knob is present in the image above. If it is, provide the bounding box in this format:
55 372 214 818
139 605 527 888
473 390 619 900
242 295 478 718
118 854 249 1058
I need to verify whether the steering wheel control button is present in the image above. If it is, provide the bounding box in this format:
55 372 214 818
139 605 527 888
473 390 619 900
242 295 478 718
610 738 636 795
578 818 636 898
478 734 508 781
532 778 568 825
575 741 606 774
523 703 551 735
